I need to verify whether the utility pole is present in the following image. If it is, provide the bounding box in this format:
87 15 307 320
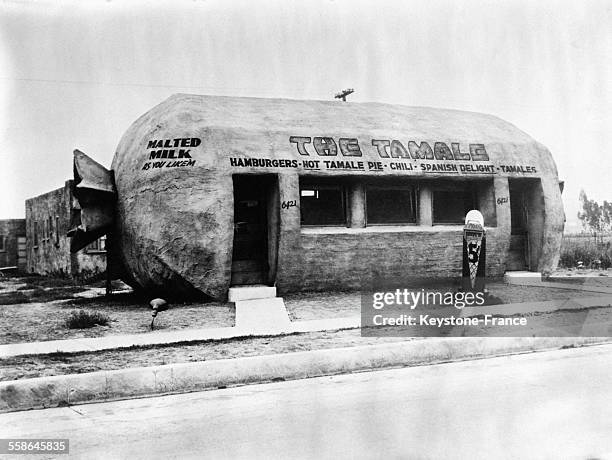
334 88 354 101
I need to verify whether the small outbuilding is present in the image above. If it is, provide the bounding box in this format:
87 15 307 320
0 219 26 273
75 94 565 300
25 181 107 279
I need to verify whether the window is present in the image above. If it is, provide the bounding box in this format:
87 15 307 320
87 235 107 253
300 183 346 226
43 218 48 243
433 185 476 224
366 185 417 225
33 221 38 248
55 216 60 246
0 235 5 252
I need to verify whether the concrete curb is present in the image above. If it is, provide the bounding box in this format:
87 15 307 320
1 336 609 413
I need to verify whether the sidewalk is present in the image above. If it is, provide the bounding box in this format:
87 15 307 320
510 276 612 294
541 281 612 294
0 316 359 358
1 293 611 358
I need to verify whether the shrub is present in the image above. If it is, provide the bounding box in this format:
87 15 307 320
65 309 110 329
0 291 29 305
559 234 612 269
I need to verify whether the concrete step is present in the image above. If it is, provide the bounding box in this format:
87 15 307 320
504 271 542 285
228 285 277 302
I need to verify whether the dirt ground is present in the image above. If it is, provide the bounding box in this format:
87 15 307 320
0 296 235 345
1 275 609 345
0 277 234 345
284 279 610 321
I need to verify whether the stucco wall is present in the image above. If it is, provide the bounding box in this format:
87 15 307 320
0 219 26 270
110 94 564 299
275 175 511 293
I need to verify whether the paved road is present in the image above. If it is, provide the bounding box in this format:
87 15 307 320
2 345 612 460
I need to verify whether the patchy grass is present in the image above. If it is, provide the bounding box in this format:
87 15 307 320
0 286 86 304
0 291 29 305
0 275 87 304
65 310 111 329
13 275 77 288
0 329 414 381
0 288 235 345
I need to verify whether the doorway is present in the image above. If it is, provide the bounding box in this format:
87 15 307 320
508 182 529 270
231 175 277 285
507 178 544 271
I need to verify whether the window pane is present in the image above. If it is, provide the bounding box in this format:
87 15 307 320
433 189 474 224
300 184 346 226
367 187 416 224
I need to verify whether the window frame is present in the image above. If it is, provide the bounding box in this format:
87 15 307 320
33 221 38 248
364 184 418 226
55 216 60 247
432 184 477 225
299 181 348 227
86 235 107 254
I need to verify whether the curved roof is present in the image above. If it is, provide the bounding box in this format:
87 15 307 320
137 93 533 142
112 93 559 180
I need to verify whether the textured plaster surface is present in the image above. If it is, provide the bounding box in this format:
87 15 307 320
111 94 564 299
25 181 106 278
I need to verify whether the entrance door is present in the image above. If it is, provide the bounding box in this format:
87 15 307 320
231 176 269 285
507 182 529 270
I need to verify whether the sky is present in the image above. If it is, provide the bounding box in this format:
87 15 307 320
0 0 611 230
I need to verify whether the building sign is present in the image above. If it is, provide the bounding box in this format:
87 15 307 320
141 138 199 171
139 135 538 176
228 136 538 176
289 136 490 161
